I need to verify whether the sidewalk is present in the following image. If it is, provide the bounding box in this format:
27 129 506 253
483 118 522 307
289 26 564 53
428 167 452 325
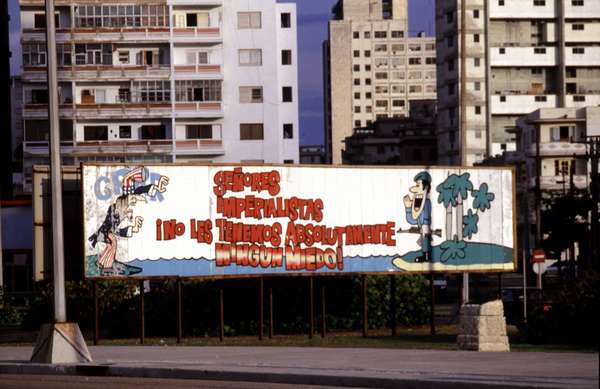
0 346 598 388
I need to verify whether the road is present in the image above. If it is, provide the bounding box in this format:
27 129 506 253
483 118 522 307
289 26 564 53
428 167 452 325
0 375 370 389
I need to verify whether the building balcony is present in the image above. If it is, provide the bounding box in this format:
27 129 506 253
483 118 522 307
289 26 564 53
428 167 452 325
528 175 589 191
526 142 587 157
489 2 556 19
174 102 223 118
22 65 171 82
172 27 221 43
565 95 600 108
565 47 600 66
491 94 558 115
74 102 171 119
173 64 222 79
22 27 171 43
23 140 74 156
72 140 173 156
23 103 73 119
490 47 557 67
174 139 225 156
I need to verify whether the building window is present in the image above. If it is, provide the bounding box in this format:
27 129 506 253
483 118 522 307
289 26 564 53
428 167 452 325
84 126 108 141
375 72 388 80
474 82 481 91
535 95 547 102
572 0 584 6
365 78 371 85
446 12 453 23
365 64 371 71
534 47 546 54
281 12 291 28
30 89 49 104
409 85 422 93
572 24 585 31
365 106 372 113
141 125 166 140
473 9 480 18
354 78 360 86
354 106 361 113
282 86 293 102
74 44 113 65
366 92 372 98
239 86 263 103
448 83 455 96
240 123 264 140
474 34 480 43
283 124 293 139
533 0 545 5
475 106 482 115
573 95 585 102
500 96 506 102
281 49 292 65
354 120 362 127
353 65 360 71
364 50 371 57
175 80 221 102
34 13 59 29
392 99 405 108
75 5 169 28
118 51 130 64
498 0 505 5
475 130 482 139
353 50 360 58
239 49 262 66
391 30 404 38
409 58 422 65
572 47 585 54
374 31 387 39
566 68 577 77
132 80 171 103
186 125 212 139
119 125 131 139
238 12 261 29
532 68 543 75
426 57 436 65
354 92 361 99
474 58 481 67
353 31 359 39
364 31 370 39
374 44 388 53
499 48 506 54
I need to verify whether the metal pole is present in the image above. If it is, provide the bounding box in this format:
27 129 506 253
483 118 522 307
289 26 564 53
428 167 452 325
462 273 469 304
308 277 314 339
320 282 326 338
522 248 527 323
93 281 99 345
45 0 66 324
362 275 367 338
390 275 396 336
535 125 542 249
176 279 182 344
429 273 436 336
139 280 145 345
259 278 264 341
0 206 3 290
218 286 224 342
268 285 273 339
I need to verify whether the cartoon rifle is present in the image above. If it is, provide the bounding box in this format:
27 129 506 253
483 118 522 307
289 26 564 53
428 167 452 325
397 227 442 237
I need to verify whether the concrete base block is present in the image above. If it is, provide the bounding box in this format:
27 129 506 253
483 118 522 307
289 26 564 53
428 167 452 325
457 300 510 352
459 315 508 337
480 300 504 316
30 323 93 364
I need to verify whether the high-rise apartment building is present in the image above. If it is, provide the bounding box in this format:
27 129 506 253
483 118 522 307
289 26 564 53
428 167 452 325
323 0 437 164
436 0 600 166
18 0 299 192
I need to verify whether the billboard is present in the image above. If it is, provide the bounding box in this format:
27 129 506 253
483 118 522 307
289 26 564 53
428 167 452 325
83 164 516 278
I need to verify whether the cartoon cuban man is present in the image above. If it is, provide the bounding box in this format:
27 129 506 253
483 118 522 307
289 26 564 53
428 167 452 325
403 171 432 263
88 167 169 270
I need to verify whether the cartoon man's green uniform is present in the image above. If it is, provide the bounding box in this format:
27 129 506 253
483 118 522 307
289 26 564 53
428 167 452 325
403 171 432 263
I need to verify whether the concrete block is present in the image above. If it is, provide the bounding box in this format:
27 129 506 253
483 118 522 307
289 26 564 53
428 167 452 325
480 300 505 316
459 316 507 336
30 323 93 364
460 304 480 316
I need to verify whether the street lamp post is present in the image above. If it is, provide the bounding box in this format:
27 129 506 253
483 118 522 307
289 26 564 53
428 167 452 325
29 0 92 364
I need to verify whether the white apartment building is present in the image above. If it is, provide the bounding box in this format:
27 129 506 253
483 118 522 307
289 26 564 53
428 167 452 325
324 0 437 164
18 0 299 192
436 0 600 166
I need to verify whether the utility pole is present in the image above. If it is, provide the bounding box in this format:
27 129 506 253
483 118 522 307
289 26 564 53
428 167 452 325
459 0 469 305
585 136 600 270
29 0 91 363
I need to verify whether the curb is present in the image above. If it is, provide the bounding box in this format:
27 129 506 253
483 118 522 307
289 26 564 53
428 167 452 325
0 363 566 389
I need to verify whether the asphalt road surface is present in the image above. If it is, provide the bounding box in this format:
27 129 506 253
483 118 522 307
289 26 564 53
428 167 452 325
0 375 372 389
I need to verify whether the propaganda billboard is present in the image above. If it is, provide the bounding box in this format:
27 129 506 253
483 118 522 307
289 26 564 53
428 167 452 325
83 164 516 278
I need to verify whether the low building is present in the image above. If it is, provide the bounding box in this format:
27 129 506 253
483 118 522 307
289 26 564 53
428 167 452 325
300 145 326 164
342 100 437 165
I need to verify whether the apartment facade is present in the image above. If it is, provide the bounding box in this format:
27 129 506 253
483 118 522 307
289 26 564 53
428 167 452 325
436 0 600 166
324 0 437 164
18 0 299 192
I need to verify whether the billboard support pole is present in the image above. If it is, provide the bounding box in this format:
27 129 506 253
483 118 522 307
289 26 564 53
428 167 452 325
308 277 314 339
258 278 264 341
139 280 145 345
362 275 368 338
29 0 92 364
522 249 528 323
320 282 326 338
176 278 182 344
429 273 436 336
218 286 224 342
93 281 99 345
390 275 396 336
268 284 273 339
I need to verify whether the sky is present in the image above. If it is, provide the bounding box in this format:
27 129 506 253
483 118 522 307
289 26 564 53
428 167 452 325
8 0 435 146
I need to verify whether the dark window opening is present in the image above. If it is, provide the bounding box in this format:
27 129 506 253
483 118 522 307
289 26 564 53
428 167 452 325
186 13 197 27
282 86 293 102
283 123 293 139
141 125 166 139
31 89 49 104
186 125 212 139
119 125 131 139
281 49 292 65
281 12 291 28
84 126 108 141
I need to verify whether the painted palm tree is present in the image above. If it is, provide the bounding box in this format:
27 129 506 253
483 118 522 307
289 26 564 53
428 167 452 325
452 173 474 241
436 175 458 241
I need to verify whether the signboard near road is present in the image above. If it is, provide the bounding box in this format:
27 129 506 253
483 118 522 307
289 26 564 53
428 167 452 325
82 164 516 279
532 249 546 264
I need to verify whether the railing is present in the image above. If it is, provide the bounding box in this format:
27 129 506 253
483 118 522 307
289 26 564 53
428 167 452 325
23 65 171 80
527 142 587 157
22 27 171 41
173 64 221 76
172 27 221 41
175 139 224 155
174 101 223 116
528 175 589 191
73 140 173 155
74 102 171 117
23 103 73 118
